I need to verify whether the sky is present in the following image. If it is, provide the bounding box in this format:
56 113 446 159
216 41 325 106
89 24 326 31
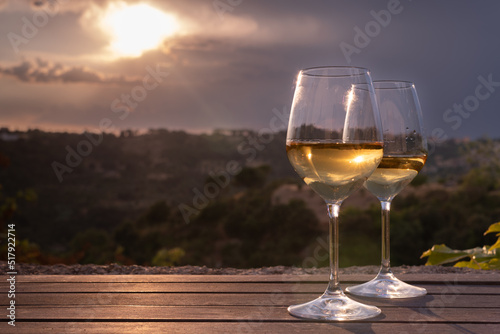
0 0 499 140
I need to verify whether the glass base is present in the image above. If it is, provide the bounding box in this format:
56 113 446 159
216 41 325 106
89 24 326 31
287 290 381 321
346 271 427 299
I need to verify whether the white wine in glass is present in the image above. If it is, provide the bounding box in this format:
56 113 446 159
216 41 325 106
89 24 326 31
286 66 384 320
346 80 428 299
286 141 384 202
365 155 426 200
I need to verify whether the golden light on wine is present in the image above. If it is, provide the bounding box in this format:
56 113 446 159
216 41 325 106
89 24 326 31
353 155 364 163
286 141 383 202
101 3 178 57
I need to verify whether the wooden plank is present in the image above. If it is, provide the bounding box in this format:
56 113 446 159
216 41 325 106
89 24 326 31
4 322 500 334
2 273 499 334
14 305 500 323
6 322 500 334
5 282 499 295
5 273 500 283
1 292 499 308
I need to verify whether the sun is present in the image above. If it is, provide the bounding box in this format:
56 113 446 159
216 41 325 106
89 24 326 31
101 3 178 58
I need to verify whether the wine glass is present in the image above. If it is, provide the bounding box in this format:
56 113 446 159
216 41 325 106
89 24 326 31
346 80 428 298
286 66 384 320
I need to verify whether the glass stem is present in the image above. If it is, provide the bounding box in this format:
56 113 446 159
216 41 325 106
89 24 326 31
380 200 392 274
326 203 342 295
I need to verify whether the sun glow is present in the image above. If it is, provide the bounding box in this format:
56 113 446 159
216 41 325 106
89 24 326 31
353 156 365 163
101 3 178 58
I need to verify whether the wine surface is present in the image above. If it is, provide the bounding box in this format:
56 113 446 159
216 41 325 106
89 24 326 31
286 140 383 202
364 155 427 201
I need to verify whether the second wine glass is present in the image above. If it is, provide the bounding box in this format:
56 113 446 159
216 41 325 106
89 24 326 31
346 80 428 299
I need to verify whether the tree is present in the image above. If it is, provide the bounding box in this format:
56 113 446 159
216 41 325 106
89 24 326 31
234 165 271 188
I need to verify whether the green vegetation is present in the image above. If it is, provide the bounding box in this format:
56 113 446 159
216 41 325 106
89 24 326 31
421 222 500 270
1 130 500 269
0 152 40 263
420 138 500 270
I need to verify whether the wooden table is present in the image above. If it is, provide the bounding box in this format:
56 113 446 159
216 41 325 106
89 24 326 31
1 273 500 333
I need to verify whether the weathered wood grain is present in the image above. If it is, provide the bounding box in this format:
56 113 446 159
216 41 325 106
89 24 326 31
12 305 500 322
0 273 498 334
4 273 500 283
5 322 500 334
1 293 499 308
2 282 497 295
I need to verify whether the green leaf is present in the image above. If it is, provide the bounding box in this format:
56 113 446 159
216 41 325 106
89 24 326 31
473 246 498 260
421 244 470 265
454 259 492 270
488 238 500 251
454 260 480 269
484 222 500 235
486 258 500 270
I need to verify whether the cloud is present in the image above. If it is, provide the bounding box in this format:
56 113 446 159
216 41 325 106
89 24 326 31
0 58 140 85
6 0 116 12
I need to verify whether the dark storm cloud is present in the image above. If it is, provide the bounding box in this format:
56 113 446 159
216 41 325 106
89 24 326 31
0 58 140 85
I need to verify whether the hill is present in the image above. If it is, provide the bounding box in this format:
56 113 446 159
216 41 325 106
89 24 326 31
1 129 498 268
